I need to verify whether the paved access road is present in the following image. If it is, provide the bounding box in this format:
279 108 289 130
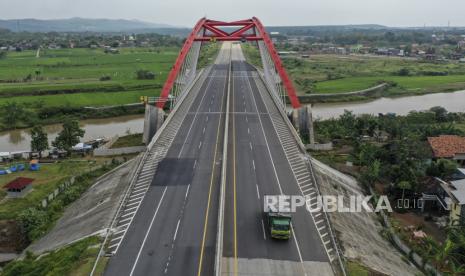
104 43 231 276
221 44 333 275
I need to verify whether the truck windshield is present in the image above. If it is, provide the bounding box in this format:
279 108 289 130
272 219 290 231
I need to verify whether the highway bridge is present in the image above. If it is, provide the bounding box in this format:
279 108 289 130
98 18 344 276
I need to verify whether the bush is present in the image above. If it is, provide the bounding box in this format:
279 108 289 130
136 69 156 80
99 75 111 81
17 208 49 241
397 68 410 76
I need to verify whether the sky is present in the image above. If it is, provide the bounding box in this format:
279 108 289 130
0 0 463 27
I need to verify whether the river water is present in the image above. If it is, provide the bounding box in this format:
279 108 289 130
0 114 144 152
1 90 464 152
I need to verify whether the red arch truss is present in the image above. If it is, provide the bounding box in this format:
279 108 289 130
156 17 301 109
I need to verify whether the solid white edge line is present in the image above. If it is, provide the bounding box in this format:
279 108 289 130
129 186 168 276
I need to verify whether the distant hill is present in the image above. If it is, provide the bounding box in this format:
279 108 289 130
0 18 183 33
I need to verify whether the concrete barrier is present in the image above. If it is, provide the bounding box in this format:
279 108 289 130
306 142 333 151
93 146 146 157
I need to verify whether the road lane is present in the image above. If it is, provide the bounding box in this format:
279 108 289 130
222 44 332 275
104 43 231 276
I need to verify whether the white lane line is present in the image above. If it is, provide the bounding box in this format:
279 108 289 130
206 116 209 122
117 222 131 229
127 195 143 203
249 142 253 150
203 127 206 134
247 128 250 134
256 184 260 199
121 211 136 218
173 219 181 241
261 219 267 240
185 184 190 199
291 224 308 276
129 186 168 276
177 70 217 158
252 159 256 171
118 217 132 224
198 141 202 149
193 160 197 169
123 206 138 213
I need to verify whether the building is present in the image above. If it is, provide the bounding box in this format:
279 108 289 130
428 135 465 165
449 179 465 225
4 177 34 198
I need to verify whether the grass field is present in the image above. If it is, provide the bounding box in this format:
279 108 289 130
285 54 465 95
0 47 178 107
314 75 465 94
0 159 109 219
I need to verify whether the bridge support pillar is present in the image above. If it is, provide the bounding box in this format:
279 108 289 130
292 105 315 144
142 105 165 144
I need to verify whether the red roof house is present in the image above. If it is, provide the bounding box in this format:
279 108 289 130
4 177 34 198
427 135 465 159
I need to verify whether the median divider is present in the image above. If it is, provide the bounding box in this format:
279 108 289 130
215 45 232 276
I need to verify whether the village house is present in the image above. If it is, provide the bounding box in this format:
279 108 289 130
427 135 465 166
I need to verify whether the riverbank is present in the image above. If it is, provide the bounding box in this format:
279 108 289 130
301 77 465 104
0 114 144 152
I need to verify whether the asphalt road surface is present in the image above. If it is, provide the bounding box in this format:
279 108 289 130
104 43 231 276
104 43 333 276
221 44 332 275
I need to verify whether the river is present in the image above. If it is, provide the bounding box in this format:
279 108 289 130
1 90 464 152
312 90 465 120
0 114 144 152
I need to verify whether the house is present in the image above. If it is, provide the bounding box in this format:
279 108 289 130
427 135 465 165
449 179 465 225
423 177 465 226
4 177 34 198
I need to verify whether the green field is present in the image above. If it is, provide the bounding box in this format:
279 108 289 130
0 159 109 219
0 47 178 106
285 54 465 95
314 75 465 94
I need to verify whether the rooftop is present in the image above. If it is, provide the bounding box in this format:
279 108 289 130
4 177 34 190
451 179 465 205
427 135 465 158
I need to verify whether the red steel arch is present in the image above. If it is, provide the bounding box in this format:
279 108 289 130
156 18 301 109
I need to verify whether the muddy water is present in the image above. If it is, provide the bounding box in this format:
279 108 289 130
1 90 465 151
0 114 144 152
311 90 465 120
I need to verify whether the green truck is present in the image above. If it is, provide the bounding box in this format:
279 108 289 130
266 211 292 240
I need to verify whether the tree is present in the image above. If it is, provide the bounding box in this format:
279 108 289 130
396 181 411 203
430 106 448 122
1 102 24 129
136 69 155 80
52 119 85 155
397 68 410 76
30 125 49 158
360 159 381 187
427 159 458 178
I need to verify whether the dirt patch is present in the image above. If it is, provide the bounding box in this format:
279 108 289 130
0 220 27 253
392 212 446 243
